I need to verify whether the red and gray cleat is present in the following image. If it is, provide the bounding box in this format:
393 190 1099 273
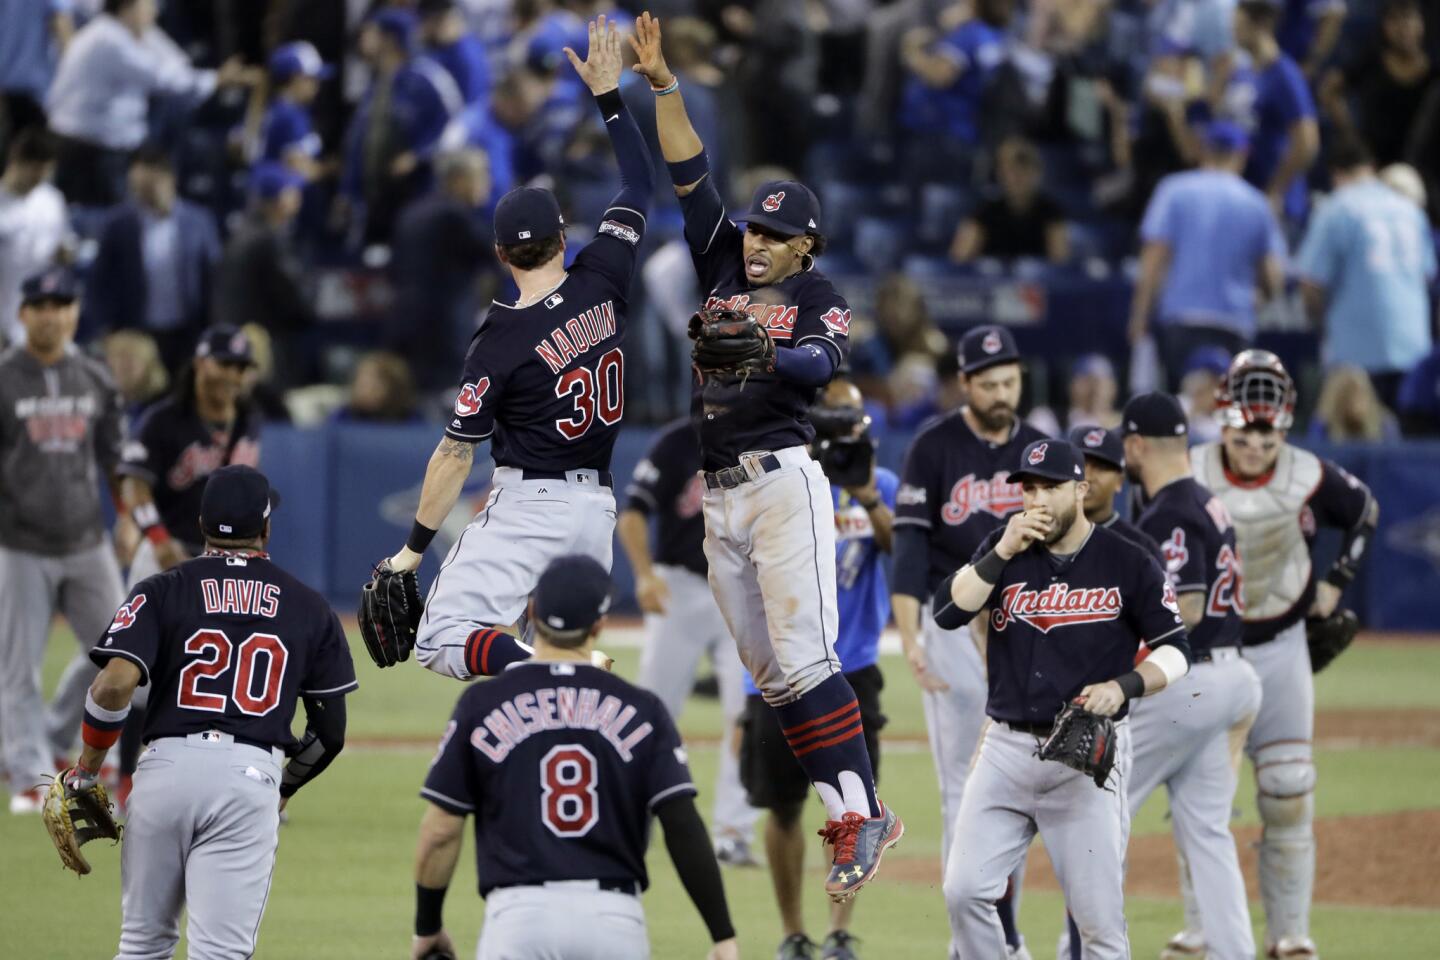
820 802 903 902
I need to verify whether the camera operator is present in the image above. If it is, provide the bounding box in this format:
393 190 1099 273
736 377 898 958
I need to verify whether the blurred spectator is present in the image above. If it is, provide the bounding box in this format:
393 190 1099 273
1307 364 1401 442
0 129 68 349
84 143 221 370
1320 0 1438 183
1149 0 1235 64
440 73 522 207
1129 121 1286 388
330 350 422 423
1226 0 1321 222
850 274 948 402
389 148 496 392
950 137 1069 264
0 0 74 151
1297 136 1436 408
214 163 318 390
1276 0 1346 79
419 0 491 106
339 8 463 245
899 0 1013 181
1028 353 1121 434
253 41 333 179
101 328 168 420
46 0 251 206
725 1 820 172
238 322 292 424
1118 43 1209 219
1380 162 1428 209
1177 345 1231 444
1396 344 1440 436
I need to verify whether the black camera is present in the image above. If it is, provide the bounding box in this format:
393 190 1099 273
810 405 875 489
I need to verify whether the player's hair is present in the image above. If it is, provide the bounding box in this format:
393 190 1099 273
1238 0 1279 28
129 141 173 172
499 235 564 271
1382 0 1420 20
1327 133 1373 173
104 0 141 13
7 127 57 165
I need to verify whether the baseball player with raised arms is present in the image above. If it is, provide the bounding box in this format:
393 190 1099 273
364 17 653 678
410 555 738 960
616 416 760 865
891 325 1044 956
1165 351 1377 960
630 12 901 901
0 268 127 814
937 438 1191 960
1121 393 1262 960
1067 424 1163 566
61 465 357 959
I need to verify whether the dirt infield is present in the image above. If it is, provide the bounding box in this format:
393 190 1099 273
1315 709 1440 748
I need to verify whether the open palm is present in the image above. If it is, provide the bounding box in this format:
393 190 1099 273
564 14 623 95
629 11 674 89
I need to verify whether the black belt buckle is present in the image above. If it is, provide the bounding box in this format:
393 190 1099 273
704 453 781 491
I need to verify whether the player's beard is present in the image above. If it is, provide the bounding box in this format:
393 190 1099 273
1043 499 1079 545
972 401 1015 433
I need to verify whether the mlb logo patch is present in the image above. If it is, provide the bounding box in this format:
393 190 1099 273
544 293 565 309
518 230 532 240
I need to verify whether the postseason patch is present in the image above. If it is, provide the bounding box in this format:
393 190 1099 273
598 220 641 246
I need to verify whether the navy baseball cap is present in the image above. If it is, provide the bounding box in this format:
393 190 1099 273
1007 439 1085 485
249 162 305 201
369 8 417 47
1204 120 1250 153
532 555 613 636
201 465 272 540
738 180 821 238
268 41 333 81
20 266 79 305
1122 392 1189 438
1068 425 1125 470
493 186 565 245
195 325 256 366
958 325 1021 374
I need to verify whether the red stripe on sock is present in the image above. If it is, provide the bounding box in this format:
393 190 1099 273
781 699 860 737
479 631 499 675
784 706 861 748
790 722 864 758
465 629 497 677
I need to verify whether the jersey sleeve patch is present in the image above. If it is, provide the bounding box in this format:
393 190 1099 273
819 307 852 336
597 219 641 245
455 377 491 417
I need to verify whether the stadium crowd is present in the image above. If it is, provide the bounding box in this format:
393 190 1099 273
1 0 1437 436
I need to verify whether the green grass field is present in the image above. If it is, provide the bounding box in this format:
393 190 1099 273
3 627 1437 958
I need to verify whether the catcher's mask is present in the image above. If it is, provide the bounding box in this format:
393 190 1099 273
1217 348 1296 431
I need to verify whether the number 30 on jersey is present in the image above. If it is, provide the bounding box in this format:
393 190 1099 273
554 348 623 440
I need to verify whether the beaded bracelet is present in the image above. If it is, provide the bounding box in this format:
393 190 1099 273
652 77 679 96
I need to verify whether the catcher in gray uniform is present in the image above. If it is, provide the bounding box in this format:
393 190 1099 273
0 267 126 813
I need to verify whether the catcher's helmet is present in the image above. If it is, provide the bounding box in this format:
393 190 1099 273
1217 348 1296 430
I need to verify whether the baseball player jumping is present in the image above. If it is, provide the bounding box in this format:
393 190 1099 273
892 325 1045 956
52 465 357 959
361 17 653 677
631 13 901 901
1168 351 1377 960
0 268 126 813
616 416 760 865
937 438 1191 960
411 555 738 960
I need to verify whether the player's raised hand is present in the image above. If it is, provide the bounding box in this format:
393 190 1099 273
564 14 624 95
1075 682 1125 718
635 570 670 614
995 509 1052 559
629 11 675 89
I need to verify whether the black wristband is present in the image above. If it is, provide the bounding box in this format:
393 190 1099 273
593 87 624 118
973 549 1008 585
1115 670 1146 702
668 150 709 186
415 884 447 937
406 520 438 555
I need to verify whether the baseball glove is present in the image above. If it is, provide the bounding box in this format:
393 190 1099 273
358 559 422 668
42 769 122 875
1306 608 1359 673
1035 700 1117 789
688 308 775 383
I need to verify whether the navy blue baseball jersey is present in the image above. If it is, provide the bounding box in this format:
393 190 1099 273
117 397 263 550
1097 513 1164 567
444 205 645 472
969 524 1190 725
89 551 358 747
678 174 851 470
895 412 1049 598
624 417 707 577
421 661 696 895
1138 477 1244 656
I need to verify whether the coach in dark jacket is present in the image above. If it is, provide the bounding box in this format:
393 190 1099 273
83 145 220 370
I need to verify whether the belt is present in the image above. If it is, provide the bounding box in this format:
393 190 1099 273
152 730 279 755
1194 646 1241 664
704 453 782 490
492 878 639 897
518 468 613 488
1001 719 1055 737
